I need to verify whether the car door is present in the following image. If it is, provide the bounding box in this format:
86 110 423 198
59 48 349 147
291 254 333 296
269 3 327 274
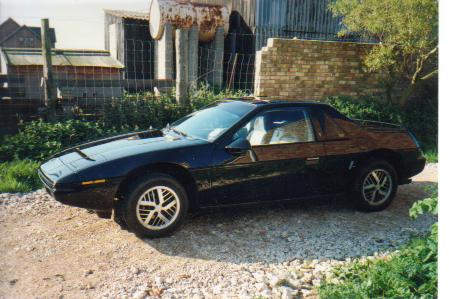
309 106 360 193
204 106 325 207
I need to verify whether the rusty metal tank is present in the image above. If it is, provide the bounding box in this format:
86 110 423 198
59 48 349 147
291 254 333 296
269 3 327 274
149 0 229 42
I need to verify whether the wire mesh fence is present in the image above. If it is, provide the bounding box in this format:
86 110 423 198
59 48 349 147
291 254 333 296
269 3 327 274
0 22 377 135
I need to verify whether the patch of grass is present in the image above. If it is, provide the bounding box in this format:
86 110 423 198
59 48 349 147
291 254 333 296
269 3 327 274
0 160 41 193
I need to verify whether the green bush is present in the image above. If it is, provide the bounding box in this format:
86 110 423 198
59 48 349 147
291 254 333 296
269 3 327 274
402 96 438 151
101 93 192 131
319 186 438 298
326 96 438 152
319 234 437 299
101 87 246 130
0 160 41 193
0 120 118 162
326 96 404 124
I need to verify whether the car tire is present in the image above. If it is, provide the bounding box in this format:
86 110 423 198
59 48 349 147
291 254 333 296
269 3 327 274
96 211 112 219
352 159 398 212
121 173 189 238
113 202 128 230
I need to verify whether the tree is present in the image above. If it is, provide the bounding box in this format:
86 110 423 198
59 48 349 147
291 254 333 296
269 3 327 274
330 0 438 105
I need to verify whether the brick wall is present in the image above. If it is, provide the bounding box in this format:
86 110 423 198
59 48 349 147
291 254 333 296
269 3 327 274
254 38 385 100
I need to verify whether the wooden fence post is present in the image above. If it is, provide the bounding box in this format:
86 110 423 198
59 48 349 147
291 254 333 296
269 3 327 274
41 18 56 121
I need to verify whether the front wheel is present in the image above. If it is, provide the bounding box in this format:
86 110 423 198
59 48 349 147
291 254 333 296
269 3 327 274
352 159 398 211
121 174 189 238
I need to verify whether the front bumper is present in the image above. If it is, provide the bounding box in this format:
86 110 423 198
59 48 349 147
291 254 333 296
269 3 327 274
38 169 120 212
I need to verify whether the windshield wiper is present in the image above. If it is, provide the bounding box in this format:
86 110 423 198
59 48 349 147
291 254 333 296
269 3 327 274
171 127 189 138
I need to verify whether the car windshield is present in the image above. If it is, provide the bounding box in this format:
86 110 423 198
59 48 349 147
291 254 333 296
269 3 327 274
170 101 255 142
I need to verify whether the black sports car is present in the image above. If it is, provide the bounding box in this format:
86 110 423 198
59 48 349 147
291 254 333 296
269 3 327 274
39 99 425 237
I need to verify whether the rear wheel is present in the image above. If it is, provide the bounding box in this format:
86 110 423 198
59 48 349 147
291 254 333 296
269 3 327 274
121 173 189 238
352 159 398 211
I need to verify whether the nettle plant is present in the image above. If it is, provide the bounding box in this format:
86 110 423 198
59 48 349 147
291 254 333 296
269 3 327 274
318 185 438 299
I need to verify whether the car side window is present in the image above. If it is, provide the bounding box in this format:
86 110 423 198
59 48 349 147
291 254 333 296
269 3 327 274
310 108 346 141
233 108 315 146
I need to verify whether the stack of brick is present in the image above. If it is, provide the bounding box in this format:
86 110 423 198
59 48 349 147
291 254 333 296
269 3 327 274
254 38 385 100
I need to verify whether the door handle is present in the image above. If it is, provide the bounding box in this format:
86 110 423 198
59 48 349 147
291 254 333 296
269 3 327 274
306 157 319 161
306 157 319 165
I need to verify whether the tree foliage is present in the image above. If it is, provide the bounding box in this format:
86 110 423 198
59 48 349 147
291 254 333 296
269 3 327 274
330 0 438 103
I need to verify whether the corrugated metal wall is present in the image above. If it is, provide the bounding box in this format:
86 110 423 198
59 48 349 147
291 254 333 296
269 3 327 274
284 0 343 38
231 0 256 29
254 0 355 50
255 0 287 28
254 0 286 49
190 0 373 50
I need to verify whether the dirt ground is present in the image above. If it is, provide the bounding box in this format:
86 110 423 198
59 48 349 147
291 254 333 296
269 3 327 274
0 164 437 299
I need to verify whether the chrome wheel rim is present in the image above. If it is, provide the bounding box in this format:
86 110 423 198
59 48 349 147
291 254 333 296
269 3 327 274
362 169 392 206
136 186 180 230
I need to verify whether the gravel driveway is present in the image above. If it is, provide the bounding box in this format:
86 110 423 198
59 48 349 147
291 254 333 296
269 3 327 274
0 164 437 299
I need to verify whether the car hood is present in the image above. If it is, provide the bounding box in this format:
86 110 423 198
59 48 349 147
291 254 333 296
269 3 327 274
71 132 206 162
41 130 208 182
75 135 179 160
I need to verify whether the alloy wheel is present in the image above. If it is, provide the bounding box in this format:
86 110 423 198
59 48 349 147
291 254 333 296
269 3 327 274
136 186 180 230
362 169 393 206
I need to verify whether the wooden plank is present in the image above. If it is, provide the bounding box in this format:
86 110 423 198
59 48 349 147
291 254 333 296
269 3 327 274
41 18 56 121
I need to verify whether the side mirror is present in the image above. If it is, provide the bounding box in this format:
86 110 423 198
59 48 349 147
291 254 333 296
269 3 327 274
225 137 251 156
